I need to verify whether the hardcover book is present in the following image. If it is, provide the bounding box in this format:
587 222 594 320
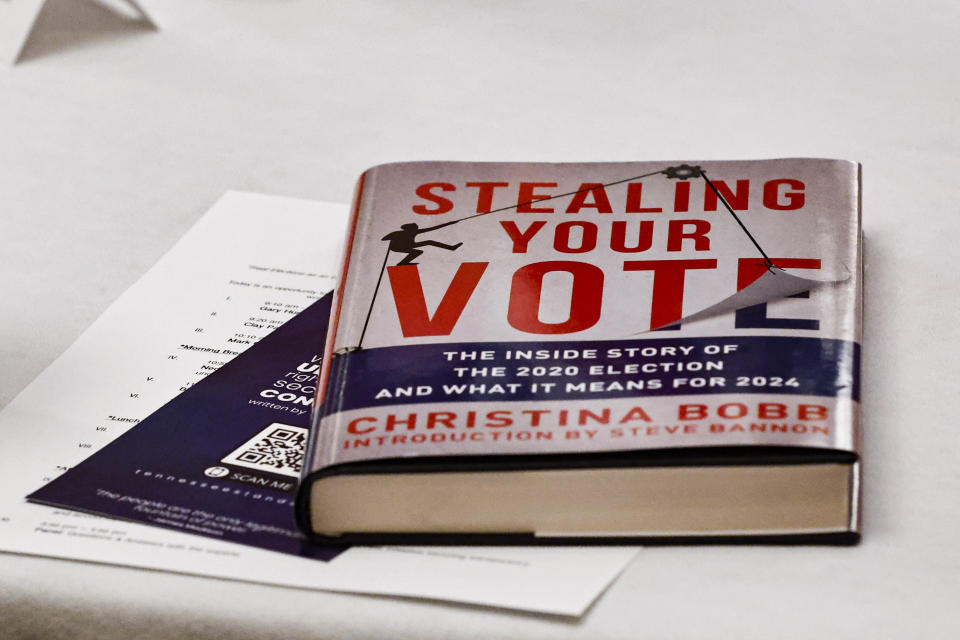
296 159 862 544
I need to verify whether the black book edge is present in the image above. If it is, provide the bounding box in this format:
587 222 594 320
295 445 860 546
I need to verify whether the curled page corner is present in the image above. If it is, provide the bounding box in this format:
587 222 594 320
646 266 852 332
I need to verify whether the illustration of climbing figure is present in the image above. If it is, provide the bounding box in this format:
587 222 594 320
381 221 463 265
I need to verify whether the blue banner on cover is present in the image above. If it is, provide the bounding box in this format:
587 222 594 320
323 336 860 413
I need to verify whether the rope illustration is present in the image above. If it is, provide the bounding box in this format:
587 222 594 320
356 244 393 349
701 170 774 270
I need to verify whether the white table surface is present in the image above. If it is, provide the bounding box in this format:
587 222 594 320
2 0 959 637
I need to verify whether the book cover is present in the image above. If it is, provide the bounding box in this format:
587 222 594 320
29 295 345 560
298 159 862 543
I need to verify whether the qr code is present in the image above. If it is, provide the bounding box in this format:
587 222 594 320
220 423 308 478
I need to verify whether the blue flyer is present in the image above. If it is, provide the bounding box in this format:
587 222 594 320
29 294 344 560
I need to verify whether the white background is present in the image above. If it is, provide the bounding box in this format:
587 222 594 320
2 0 958 638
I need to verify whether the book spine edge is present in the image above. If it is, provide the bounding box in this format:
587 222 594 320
300 171 369 502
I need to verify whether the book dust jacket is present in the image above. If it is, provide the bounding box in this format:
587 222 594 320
300 159 862 542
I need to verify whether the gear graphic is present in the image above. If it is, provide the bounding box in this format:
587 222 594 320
664 164 703 180
334 345 363 355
